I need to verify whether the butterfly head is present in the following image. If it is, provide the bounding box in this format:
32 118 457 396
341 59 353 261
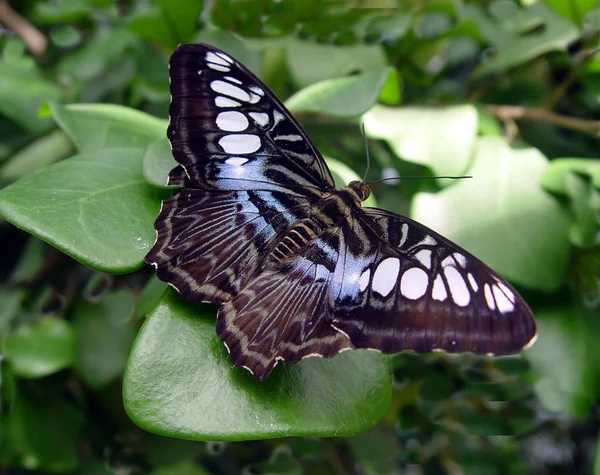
347 180 371 203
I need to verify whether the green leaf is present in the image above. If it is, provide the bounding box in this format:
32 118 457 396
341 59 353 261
377 68 402 106
543 0 598 26
0 40 61 134
411 137 570 291
151 460 209 475
50 25 82 48
0 287 27 338
563 173 600 248
128 0 204 49
73 290 137 388
285 39 388 88
10 238 47 284
35 0 94 22
286 68 395 117
362 104 478 179
142 138 178 188
47 102 166 153
541 157 600 194
0 147 162 273
123 290 391 441
2 383 83 471
3 318 75 379
461 1 580 77
56 28 138 81
136 275 169 318
527 303 600 417
0 130 72 184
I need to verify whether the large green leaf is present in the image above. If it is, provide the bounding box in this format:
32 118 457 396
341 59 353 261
527 303 600 417
461 1 579 77
0 40 61 134
541 157 600 194
362 104 478 179
543 0 598 26
411 137 570 291
123 290 391 441
3 318 75 379
0 148 162 273
47 102 167 153
286 68 396 117
285 39 388 88
127 0 204 49
0 130 72 184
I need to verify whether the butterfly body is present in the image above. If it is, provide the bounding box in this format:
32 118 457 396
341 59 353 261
147 43 537 381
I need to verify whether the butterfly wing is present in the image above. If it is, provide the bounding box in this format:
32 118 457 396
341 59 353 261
327 208 537 355
147 43 337 303
147 188 311 303
168 44 335 194
216 228 354 381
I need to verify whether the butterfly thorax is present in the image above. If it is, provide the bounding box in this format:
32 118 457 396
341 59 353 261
311 181 370 227
268 182 370 268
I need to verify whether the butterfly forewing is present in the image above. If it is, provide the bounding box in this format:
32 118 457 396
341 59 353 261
148 43 537 381
168 44 334 195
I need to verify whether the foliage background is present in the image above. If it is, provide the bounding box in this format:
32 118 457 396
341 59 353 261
0 0 599 473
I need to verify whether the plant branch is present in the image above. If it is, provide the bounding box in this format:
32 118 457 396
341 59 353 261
485 104 600 138
0 1 47 57
543 48 597 110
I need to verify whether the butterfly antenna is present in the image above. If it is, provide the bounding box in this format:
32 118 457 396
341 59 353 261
362 123 371 183
368 175 472 185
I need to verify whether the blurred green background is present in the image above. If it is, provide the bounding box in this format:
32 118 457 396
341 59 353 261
0 0 599 473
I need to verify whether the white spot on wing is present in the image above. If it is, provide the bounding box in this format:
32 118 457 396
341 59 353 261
415 249 432 269
421 235 437 246
224 76 242 84
215 96 241 108
219 134 261 154
359 269 370 292
398 223 409 248
249 112 269 127
432 274 447 301
444 266 470 306
274 134 302 141
215 51 233 64
250 85 264 96
484 284 495 310
400 267 429 300
495 280 516 303
225 156 248 166
216 111 249 132
467 273 478 292
453 253 467 268
372 257 400 297
207 63 230 72
492 284 514 313
206 52 230 66
210 80 250 102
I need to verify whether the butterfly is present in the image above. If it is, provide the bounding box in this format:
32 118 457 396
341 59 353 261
146 43 537 381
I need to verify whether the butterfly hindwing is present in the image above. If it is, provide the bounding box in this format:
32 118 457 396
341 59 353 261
216 229 354 381
168 44 334 196
147 187 311 304
327 208 537 355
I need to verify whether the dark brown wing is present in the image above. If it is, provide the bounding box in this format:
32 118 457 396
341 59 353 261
216 230 354 381
326 208 537 355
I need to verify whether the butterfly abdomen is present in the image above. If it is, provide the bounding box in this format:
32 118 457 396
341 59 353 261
269 220 321 265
